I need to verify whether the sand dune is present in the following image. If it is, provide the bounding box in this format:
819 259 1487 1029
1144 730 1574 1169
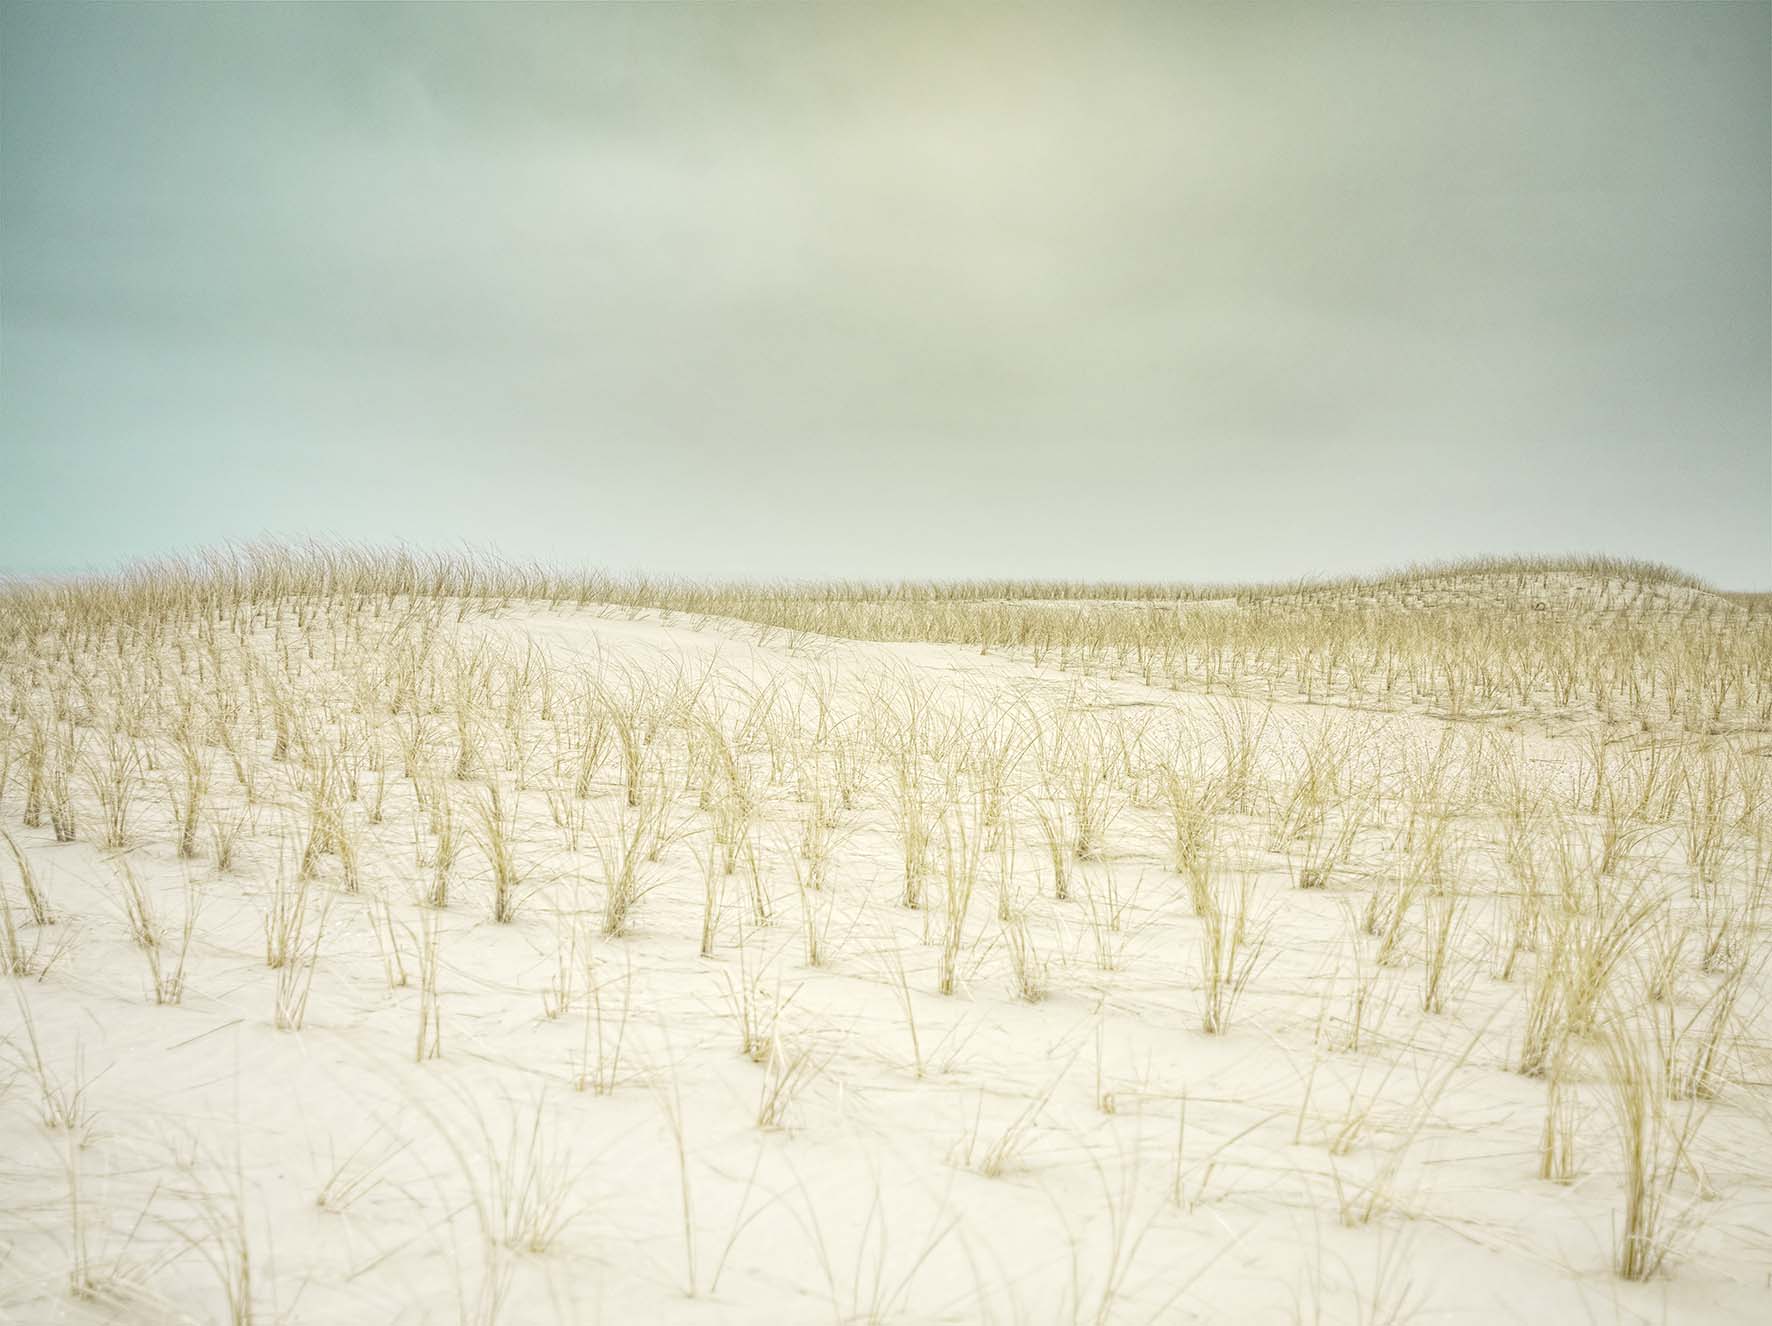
1 556 1767 1323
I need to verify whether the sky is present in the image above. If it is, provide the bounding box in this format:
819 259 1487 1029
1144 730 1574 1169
2 1 1768 587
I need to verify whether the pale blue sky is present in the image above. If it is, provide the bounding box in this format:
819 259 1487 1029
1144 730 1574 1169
3 2 1767 585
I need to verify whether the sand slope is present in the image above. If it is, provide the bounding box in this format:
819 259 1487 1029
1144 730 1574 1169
1 585 1767 1324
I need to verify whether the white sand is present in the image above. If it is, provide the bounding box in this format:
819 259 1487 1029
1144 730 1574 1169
2 590 1767 1324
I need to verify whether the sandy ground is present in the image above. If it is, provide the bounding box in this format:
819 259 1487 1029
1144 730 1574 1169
1 596 1768 1325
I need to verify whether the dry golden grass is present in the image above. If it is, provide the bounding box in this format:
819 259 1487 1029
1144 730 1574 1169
0 545 1766 1323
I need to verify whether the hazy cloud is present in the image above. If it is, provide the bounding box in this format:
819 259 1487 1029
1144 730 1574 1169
3 1 1766 583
